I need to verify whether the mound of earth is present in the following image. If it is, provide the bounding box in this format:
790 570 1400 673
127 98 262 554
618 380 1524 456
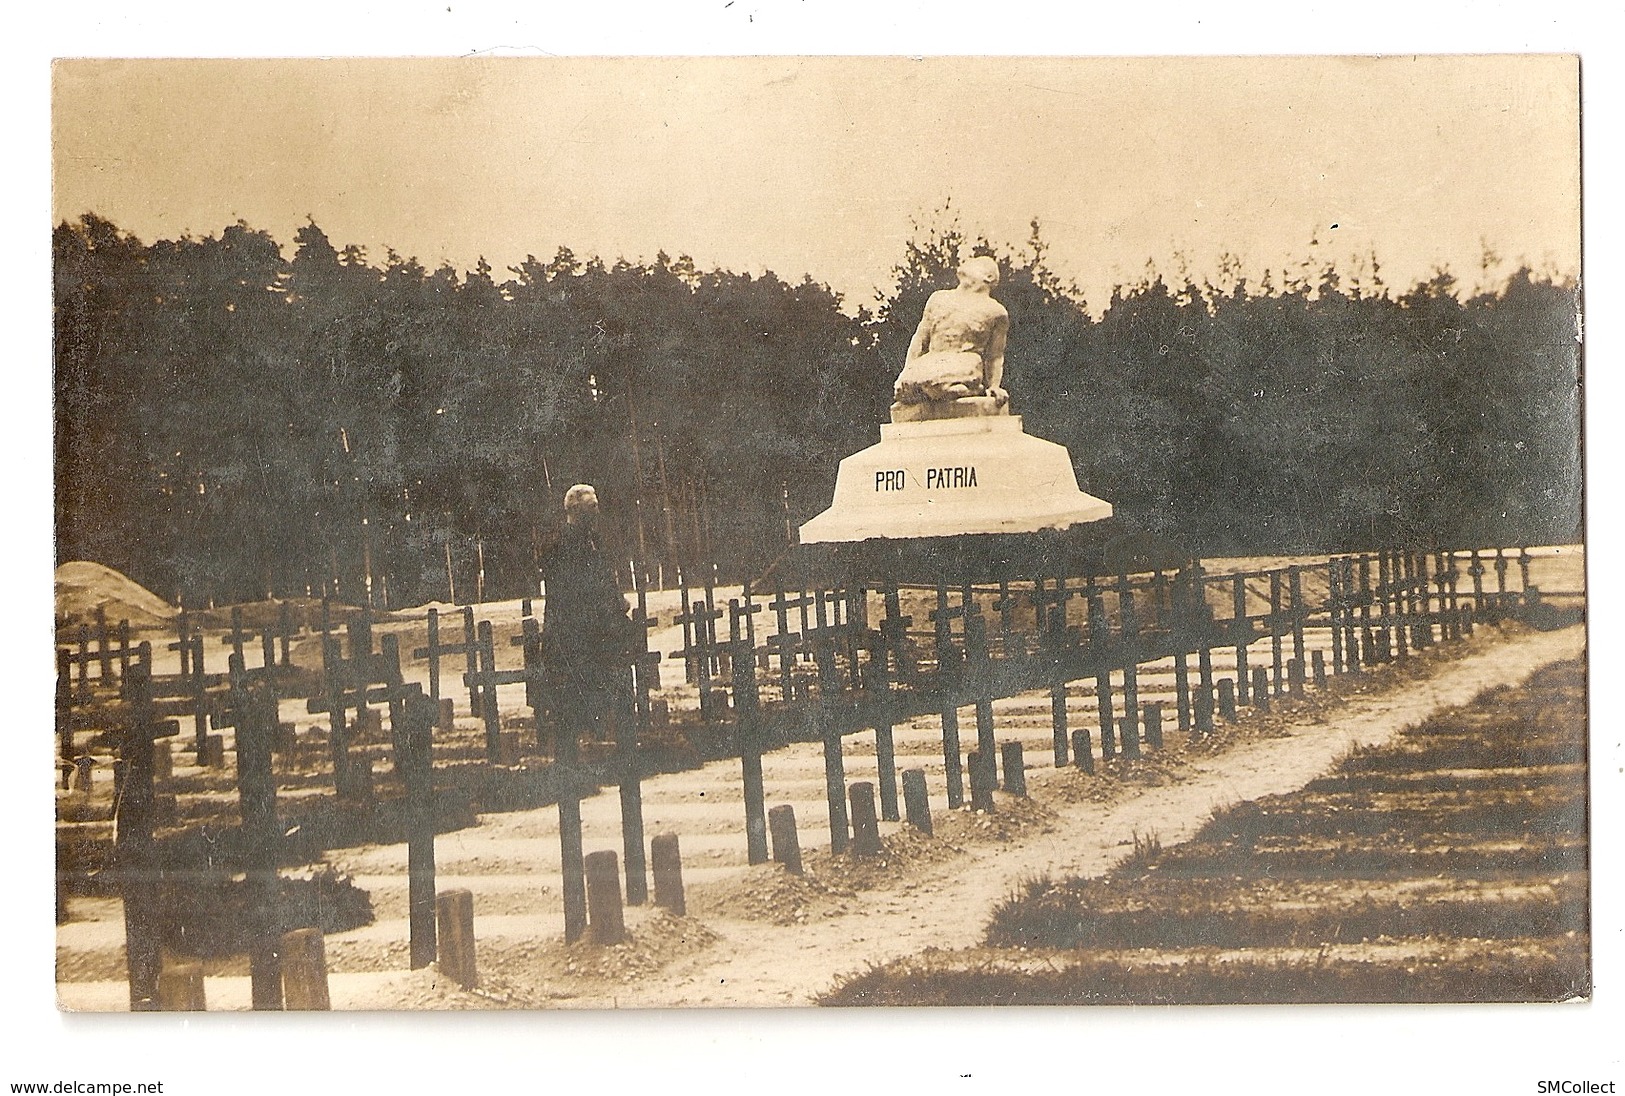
55 561 176 630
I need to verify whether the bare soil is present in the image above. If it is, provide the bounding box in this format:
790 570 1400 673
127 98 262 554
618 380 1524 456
822 654 1590 1005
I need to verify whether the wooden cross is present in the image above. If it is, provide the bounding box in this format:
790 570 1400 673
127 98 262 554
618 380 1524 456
465 619 541 762
991 580 1027 658
166 609 194 677
507 616 548 711
878 584 917 683
671 599 725 719
219 606 250 668
671 598 724 687
631 574 663 695
767 585 814 697
727 597 765 659
112 646 179 1011
60 613 137 688
306 617 418 795
278 601 294 667
95 605 113 679
411 606 480 717
929 581 971 680
802 589 857 693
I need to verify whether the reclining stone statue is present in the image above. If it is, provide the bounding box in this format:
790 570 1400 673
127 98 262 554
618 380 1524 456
892 255 1011 422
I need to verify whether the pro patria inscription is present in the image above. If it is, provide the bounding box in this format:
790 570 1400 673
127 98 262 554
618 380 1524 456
874 467 980 491
802 415 1112 541
926 466 978 489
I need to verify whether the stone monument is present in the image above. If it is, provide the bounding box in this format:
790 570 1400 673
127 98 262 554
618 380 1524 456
799 257 1113 543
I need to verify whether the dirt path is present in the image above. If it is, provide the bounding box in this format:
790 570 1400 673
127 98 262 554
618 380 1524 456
599 622 1587 1008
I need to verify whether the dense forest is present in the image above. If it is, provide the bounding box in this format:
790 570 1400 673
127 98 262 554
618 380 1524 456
53 213 1582 609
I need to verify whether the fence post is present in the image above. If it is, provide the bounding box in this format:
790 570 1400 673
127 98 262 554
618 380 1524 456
616 655 648 907
902 768 933 835
1393 551 1411 661
1358 555 1375 666
157 960 206 1012
1218 678 1237 720
769 804 803 875
1119 715 1142 760
1419 551 1436 647
1000 741 1027 795
475 621 502 764
1071 728 1095 773
1142 702 1164 749
651 833 687 916
280 928 331 1011
1173 569 1194 736
849 782 883 857
1196 571 1215 735
967 750 996 812
585 850 626 946
436 889 477 989
1344 559 1364 674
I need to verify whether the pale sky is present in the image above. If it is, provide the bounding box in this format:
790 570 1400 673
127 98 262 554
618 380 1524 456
53 54 1579 311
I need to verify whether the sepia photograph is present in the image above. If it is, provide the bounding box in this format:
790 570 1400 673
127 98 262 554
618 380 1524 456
51 52 1587 1010
19 8 1621 1091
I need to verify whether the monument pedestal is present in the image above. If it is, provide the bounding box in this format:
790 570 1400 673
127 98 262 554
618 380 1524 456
799 415 1112 544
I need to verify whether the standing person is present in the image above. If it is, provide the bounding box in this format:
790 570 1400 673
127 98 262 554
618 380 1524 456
539 484 632 743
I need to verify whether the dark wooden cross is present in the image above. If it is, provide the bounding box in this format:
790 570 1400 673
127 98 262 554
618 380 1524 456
1116 574 1145 757
306 616 419 797
96 605 113 679
112 646 180 1011
223 653 285 1009
930 581 967 808
727 596 765 678
61 610 137 689
878 583 917 684
219 605 250 668
767 585 814 699
727 611 770 865
929 581 970 670
393 690 440 970
991 580 1031 662
1036 599 1081 766
412 605 481 718
671 599 725 721
167 608 194 677
630 576 664 700
960 584 998 775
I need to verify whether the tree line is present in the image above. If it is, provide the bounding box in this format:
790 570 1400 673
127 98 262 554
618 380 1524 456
53 212 1581 609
